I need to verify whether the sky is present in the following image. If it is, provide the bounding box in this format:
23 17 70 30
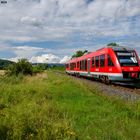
0 0 140 63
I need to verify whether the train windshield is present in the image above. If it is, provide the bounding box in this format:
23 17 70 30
115 51 139 66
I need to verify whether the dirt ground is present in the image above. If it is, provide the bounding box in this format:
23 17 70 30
0 70 5 76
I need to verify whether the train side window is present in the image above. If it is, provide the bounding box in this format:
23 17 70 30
80 61 82 70
108 55 114 66
100 54 105 67
92 57 95 67
77 61 79 68
82 60 85 70
95 56 99 67
79 60 87 70
66 64 69 68
74 63 76 68
70 63 72 70
70 63 76 70
85 60 87 70
81 61 83 70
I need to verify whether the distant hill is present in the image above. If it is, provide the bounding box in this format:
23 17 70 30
33 63 65 67
47 63 65 67
0 59 14 69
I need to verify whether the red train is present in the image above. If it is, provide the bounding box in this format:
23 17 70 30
66 47 140 83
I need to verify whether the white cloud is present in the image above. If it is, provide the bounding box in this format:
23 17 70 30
60 56 71 64
13 46 43 51
0 0 140 43
30 54 61 63
0 0 140 61
20 16 43 27
11 46 45 58
9 53 70 64
9 57 19 63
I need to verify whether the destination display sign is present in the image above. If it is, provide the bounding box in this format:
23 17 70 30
0 1 7 4
117 52 134 56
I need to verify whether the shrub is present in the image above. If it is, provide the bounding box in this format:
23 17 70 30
107 42 119 46
33 64 48 74
7 59 33 76
50 65 65 71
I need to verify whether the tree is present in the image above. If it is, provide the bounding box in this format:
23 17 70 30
33 63 48 74
7 59 33 76
72 50 88 58
0 59 14 70
107 42 119 46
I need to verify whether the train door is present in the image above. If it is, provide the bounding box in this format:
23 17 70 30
87 59 90 74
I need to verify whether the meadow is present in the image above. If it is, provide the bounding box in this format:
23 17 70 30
0 70 140 140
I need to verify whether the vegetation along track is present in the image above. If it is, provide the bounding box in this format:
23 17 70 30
55 71 140 101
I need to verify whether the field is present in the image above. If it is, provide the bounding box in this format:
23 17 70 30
0 71 140 140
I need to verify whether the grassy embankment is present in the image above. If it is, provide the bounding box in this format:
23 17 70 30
0 70 140 140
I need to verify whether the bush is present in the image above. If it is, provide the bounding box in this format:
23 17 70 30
107 42 119 46
7 59 33 76
33 64 48 74
50 65 65 71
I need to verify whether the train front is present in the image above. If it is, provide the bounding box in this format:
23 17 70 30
115 49 140 83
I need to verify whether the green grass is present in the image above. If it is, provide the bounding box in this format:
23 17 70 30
49 66 65 71
0 71 140 140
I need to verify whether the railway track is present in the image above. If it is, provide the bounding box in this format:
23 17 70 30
111 83 140 94
54 71 140 101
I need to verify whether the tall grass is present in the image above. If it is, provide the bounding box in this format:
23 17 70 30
0 71 140 140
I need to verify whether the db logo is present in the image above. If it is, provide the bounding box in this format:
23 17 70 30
130 68 133 71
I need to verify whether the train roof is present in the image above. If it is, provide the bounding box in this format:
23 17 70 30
67 46 135 63
96 46 134 52
111 46 134 51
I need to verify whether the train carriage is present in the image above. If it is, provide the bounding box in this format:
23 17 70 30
66 46 140 83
